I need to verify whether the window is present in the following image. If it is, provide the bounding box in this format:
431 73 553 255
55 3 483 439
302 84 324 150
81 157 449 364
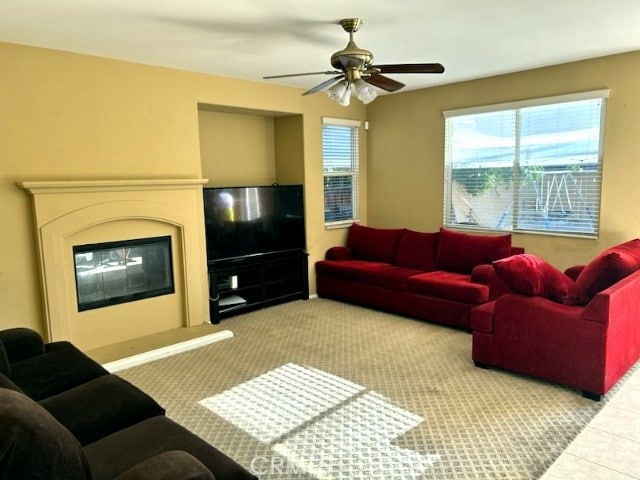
443 90 608 238
322 118 361 226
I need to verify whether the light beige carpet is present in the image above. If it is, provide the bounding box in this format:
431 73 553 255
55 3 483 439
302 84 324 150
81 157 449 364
118 298 613 479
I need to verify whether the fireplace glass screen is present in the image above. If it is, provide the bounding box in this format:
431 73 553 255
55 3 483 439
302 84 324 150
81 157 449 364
73 235 174 311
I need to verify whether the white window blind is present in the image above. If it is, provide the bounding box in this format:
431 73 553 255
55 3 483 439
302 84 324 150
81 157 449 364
322 118 360 226
443 90 608 238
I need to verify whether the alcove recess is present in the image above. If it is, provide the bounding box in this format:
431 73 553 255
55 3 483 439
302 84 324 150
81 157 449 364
197 103 305 190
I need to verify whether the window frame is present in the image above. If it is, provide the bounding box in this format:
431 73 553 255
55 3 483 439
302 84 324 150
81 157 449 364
442 89 609 239
321 117 362 229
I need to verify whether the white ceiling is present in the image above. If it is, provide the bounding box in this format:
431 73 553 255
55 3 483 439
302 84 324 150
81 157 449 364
3 0 640 94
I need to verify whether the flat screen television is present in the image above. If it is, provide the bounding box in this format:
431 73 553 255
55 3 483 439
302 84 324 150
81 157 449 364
203 184 306 262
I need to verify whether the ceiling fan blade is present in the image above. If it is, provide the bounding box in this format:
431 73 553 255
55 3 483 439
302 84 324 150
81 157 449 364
263 71 341 79
302 75 344 95
364 74 405 92
372 63 445 74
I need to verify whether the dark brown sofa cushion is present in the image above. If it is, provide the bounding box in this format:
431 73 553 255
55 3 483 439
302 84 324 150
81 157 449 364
0 327 46 363
0 387 91 480
0 373 22 392
10 340 108 400
40 374 166 445
84 415 257 480
115 450 216 480
0 343 9 378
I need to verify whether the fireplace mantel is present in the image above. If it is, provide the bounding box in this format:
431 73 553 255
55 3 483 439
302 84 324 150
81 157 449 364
19 178 210 350
19 178 207 195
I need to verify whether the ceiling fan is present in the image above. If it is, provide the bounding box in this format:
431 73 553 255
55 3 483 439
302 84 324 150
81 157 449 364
263 18 445 105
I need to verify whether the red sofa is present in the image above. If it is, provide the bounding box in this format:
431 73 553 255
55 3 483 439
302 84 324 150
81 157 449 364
316 224 523 330
471 241 640 400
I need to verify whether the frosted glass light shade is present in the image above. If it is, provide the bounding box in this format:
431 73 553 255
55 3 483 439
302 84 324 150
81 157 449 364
327 81 351 106
354 79 377 105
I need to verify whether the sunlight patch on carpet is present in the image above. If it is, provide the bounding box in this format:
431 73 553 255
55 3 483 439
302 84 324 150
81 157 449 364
198 363 439 479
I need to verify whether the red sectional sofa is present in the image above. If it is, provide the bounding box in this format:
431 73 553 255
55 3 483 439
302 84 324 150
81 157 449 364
316 224 523 330
471 240 640 400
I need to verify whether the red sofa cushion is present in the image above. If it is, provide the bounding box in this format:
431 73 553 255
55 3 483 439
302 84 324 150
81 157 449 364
435 227 512 274
407 271 489 304
347 223 405 263
393 230 438 271
316 260 420 291
575 239 640 299
493 253 588 305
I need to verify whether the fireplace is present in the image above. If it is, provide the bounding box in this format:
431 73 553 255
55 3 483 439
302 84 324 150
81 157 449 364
74 235 174 312
19 179 210 351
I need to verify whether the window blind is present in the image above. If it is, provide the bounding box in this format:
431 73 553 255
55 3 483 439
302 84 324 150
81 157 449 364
322 119 360 225
443 91 607 238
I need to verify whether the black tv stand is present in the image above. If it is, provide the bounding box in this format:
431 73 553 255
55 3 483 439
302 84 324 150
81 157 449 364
207 249 309 324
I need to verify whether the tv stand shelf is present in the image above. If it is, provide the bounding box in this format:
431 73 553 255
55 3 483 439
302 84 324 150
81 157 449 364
207 249 309 324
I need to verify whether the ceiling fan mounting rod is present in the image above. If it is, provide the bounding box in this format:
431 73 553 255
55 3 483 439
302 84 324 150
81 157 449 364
330 18 373 70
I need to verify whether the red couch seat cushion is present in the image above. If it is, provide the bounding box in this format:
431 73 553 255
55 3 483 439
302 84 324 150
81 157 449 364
347 223 405 263
493 253 588 306
575 238 640 299
407 271 489 304
316 260 390 279
435 227 512 273
316 260 420 291
360 266 425 291
393 230 439 271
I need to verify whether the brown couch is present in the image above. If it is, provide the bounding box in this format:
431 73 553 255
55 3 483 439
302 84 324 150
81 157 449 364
0 327 256 480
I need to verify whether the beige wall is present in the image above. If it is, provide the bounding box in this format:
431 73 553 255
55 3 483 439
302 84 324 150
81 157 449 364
199 109 276 186
367 50 640 271
9 38 632 345
0 41 366 342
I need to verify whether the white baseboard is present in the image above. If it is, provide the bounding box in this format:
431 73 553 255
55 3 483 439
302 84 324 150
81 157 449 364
103 330 233 372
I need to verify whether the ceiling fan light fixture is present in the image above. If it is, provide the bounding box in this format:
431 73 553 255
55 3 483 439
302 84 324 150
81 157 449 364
327 80 351 106
263 18 444 104
354 79 377 105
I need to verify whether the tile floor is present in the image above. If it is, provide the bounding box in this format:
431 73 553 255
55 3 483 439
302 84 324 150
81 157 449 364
540 366 640 479
87 326 640 479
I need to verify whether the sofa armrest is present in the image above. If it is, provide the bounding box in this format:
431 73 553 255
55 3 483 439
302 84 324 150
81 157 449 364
564 265 585 281
495 293 584 324
114 451 216 480
326 246 353 261
470 264 492 284
0 328 45 363
582 268 640 324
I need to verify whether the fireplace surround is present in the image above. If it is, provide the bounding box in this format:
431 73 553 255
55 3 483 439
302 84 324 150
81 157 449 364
19 179 209 351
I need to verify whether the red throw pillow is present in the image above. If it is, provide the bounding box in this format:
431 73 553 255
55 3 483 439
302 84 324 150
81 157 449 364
575 239 640 299
346 223 405 263
493 254 588 305
435 227 512 273
393 230 439 271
